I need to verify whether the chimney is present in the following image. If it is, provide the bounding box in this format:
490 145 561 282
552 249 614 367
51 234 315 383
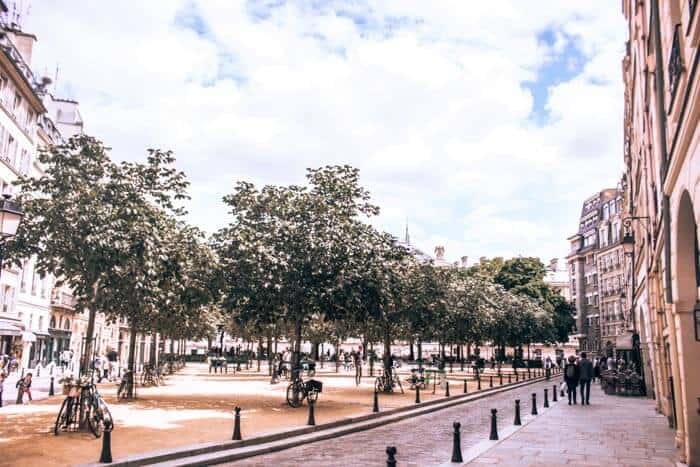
549 258 559 271
434 246 445 260
6 30 36 66
460 256 468 268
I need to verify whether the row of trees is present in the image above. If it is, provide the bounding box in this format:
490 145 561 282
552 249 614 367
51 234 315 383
7 136 575 394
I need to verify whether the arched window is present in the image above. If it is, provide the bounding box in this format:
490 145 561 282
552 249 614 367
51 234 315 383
64 319 70 331
50 316 56 329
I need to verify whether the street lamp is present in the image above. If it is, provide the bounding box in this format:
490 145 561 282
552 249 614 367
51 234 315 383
0 194 23 280
621 216 649 396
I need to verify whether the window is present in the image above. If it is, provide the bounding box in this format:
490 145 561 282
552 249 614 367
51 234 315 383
28 313 33 329
38 316 43 331
50 316 56 329
64 319 70 331
612 223 620 243
12 92 21 110
30 270 37 295
603 204 609 220
20 261 27 292
40 276 47 298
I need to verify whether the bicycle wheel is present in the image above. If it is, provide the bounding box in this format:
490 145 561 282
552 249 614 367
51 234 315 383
86 398 104 438
53 398 70 436
286 381 303 408
394 376 404 394
374 377 383 393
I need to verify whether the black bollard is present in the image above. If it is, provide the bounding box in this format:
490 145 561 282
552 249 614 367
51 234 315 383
49 376 55 396
451 421 463 462
489 375 493 388
99 421 113 463
499 373 503 385
445 381 450 397
515 370 519 382
527 367 531 378
531 393 538 415
489 409 499 440
477 375 481 391
553 385 558 402
508 373 512 384
307 399 316 426
464 379 468 394
373 390 379 413
386 446 397 467
544 388 549 408
415 385 421 404
232 407 242 440
514 399 521 425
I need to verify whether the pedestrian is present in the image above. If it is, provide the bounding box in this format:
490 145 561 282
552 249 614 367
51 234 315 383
93 356 103 383
578 352 593 405
545 356 552 380
353 349 362 386
101 354 109 381
563 355 580 405
16 372 32 404
593 358 602 382
0 371 5 408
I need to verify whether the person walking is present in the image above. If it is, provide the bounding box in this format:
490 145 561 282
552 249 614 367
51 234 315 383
578 352 594 405
0 371 5 408
15 372 32 404
353 349 362 386
563 355 580 405
544 356 552 380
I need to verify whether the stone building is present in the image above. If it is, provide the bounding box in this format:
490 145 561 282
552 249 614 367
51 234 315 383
567 188 624 354
621 0 700 463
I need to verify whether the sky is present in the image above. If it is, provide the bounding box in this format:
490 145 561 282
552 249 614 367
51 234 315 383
23 1 627 265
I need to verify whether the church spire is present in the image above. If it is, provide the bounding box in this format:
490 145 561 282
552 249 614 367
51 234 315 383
404 218 410 245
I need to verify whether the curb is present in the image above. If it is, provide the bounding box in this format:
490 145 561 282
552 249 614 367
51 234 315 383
82 372 558 467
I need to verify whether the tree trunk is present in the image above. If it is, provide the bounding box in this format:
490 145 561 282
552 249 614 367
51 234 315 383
293 320 302 380
149 334 157 366
409 337 415 361
127 324 138 399
418 341 423 370
382 326 392 392
257 336 262 372
361 335 368 361
267 331 273 376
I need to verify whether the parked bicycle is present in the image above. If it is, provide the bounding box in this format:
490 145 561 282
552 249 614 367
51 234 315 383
54 378 112 438
140 364 162 387
375 369 404 394
117 369 134 400
286 370 323 408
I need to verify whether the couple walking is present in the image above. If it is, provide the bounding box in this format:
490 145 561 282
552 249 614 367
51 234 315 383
563 352 594 405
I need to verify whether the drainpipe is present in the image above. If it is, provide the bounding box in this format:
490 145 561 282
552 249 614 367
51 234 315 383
650 0 673 304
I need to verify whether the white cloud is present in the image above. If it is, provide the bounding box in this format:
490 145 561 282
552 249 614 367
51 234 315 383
24 0 626 264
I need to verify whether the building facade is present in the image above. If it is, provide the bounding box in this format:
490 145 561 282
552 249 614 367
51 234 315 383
567 188 625 354
622 0 700 464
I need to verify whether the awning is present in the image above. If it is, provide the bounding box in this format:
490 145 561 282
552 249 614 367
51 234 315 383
615 334 633 350
0 319 22 337
21 331 36 342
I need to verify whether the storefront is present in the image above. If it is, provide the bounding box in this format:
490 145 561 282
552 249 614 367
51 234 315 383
0 319 22 356
47 328 71 365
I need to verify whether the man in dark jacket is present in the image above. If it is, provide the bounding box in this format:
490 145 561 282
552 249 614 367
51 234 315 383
563 355 580 405
578 352 594 405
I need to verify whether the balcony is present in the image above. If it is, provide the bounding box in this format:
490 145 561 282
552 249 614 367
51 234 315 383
668 24 683 100
50 291 77 311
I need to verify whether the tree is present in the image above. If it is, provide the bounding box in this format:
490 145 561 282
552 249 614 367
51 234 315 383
7 135 189 375
214 165 380 376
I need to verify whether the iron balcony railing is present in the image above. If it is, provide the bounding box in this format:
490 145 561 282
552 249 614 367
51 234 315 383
669 24 683 98
51 291 77 310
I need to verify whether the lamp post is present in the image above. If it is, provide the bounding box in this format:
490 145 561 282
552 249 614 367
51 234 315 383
621 217 648 396
0 195 24 279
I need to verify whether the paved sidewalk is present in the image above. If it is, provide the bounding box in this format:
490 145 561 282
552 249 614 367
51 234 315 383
466 384 678 467
229 380 678 466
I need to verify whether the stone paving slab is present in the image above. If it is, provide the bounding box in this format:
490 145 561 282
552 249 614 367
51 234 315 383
225 380 678 467
463 383 678 467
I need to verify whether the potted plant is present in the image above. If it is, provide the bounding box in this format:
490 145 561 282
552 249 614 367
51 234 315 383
58 375 78 395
